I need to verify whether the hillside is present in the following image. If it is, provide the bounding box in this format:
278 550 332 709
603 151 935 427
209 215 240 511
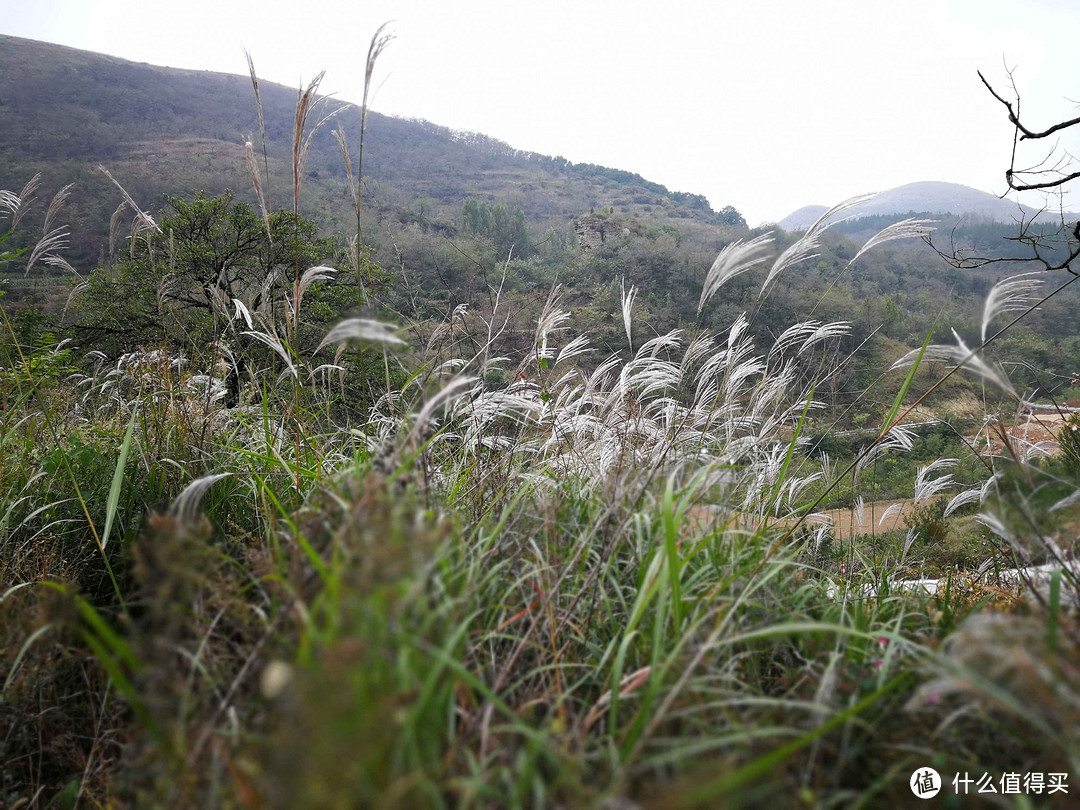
777 180 1044 230
6 23 1080 809
0 34 736 267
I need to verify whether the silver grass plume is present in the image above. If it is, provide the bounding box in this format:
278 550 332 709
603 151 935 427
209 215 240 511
291 71 332 215
982 272 1044 343
242 324 297 380
556 334 591 366
332 126 358 208
759 192 876 298
900 527 918 563
621 277 638 350
245 140 273 241
98 166 161 233
878 501 904 526
698 232 773 313
854 423 915 479
355 23 395 220
243 48 271 214
853 496 866 531
913 458 957 503
316 318 406 353
108 201 127 263
170 473 232 526
232 299 254 330
847 217 937 268
26 184 75 274
1050 488 1080 513
944 486 984 517
891 328 1016 396
0 173 41 231
293 265 337 318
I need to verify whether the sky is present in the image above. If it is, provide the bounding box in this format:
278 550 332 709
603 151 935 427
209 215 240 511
4 0 1080 225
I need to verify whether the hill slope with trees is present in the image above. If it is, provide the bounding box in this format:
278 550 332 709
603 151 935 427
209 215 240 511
0 34 741 268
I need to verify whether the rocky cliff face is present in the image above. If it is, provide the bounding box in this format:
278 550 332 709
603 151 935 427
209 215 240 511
573 214 608 251
573 214 630 251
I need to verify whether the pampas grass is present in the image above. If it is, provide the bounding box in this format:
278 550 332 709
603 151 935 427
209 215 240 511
6 46 1080 810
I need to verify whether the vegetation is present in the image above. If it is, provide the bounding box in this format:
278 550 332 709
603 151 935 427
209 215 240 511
3 36 1080 810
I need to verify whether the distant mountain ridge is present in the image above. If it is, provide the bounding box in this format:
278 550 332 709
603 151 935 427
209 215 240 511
0 34 736 266
777 181 1047 230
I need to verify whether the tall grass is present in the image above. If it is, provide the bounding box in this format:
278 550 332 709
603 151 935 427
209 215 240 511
2 60 1079 808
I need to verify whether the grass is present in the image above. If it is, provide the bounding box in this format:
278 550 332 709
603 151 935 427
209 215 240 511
3 59 1080 809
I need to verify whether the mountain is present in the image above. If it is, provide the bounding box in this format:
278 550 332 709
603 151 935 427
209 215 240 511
776 181 1043 230
0 34 734 267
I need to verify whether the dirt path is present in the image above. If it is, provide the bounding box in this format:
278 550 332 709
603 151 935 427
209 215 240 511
802 498 916 539
690 498 918 540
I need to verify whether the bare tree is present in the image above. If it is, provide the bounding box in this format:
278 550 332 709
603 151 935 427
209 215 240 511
928 69 1080 275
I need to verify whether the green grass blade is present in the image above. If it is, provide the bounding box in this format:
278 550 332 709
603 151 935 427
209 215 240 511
677 674 911 806
1048 568 1062 652
2 623 54 699
101 408 137 550
878 327 933 440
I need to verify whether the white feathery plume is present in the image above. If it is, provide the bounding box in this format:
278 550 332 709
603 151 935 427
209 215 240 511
914 458 958 503
1021 439 1057 463
170 473 232 526
878 502 904 526
944 487 983 517
901 527 918 562
26 226 70 274
43 255 80 277
847 217 937 268
974 512 1018 549
332 126 357 208
556 334 591 366
0 173 41 230
317 318 405 353
232 299 254 330
1050 488 1080 513
245 140 273 240
798 321 851 355
25 185 75 274
43 184 74 232
244 49 272 214
636 330 683 359
294 265 337 314
759 192 876 297
770 321 818 359
698 232 774 313
98 166 161 233
854 423 915 479
891 329 1016 396
409 376 478 439
243 326 297 379
621 277 638 350
982 272 1044 343
681 333 716 372
108 200 127 262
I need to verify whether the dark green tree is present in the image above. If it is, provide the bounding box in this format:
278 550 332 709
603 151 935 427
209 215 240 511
717 205 746 227
461 198 529 258
73 192 333 352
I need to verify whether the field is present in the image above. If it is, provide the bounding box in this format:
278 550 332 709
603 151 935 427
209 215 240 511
3 54 1080 809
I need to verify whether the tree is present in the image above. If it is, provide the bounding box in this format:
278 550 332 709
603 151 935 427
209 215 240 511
460 198 529 258
717 205 746 227
946 71 1080 274
73 192 333 352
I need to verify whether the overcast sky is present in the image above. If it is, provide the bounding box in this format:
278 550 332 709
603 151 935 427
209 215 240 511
4 0 1079 224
